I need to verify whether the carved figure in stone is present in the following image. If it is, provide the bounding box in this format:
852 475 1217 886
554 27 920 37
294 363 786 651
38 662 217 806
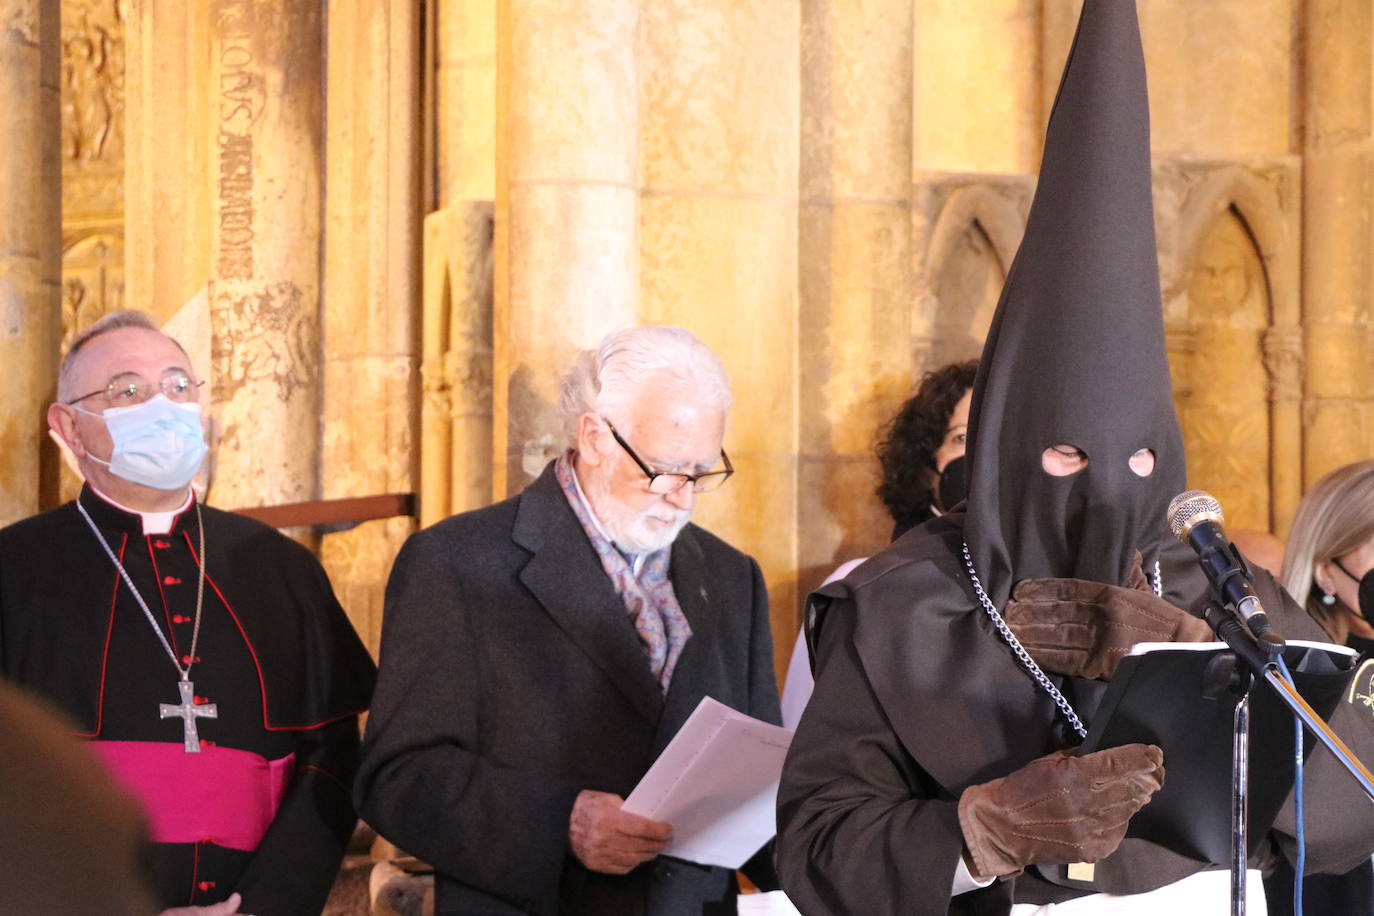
61 0 125 164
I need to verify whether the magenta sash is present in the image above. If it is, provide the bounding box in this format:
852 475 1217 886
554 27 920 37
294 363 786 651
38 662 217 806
92 741 295 851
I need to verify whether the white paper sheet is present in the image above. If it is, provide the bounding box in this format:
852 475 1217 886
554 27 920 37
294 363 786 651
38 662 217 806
621 696 793 869
737 890 803 915
1127 639 1356 657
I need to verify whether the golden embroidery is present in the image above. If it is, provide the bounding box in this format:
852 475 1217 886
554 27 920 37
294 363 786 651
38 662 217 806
1346 659 1374 713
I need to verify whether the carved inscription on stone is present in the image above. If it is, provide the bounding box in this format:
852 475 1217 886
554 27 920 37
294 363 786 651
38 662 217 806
214 1 263 281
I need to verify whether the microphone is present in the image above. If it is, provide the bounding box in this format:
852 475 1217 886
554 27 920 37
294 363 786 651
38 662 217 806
1167 490 1284 653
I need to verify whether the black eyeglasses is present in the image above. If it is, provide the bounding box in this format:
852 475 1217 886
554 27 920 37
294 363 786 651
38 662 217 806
604 419 733 494
67 371 205 407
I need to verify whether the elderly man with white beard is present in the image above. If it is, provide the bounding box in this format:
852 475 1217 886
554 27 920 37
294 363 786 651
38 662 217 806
356 325 781 916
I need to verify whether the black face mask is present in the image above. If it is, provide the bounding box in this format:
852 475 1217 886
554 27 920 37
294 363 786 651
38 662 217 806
1334 558 1374 627
1363 571 1374 627
935 454 968 514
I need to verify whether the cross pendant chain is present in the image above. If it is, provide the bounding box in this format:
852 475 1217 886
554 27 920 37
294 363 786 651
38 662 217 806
78 500 217 753
160 679 218 753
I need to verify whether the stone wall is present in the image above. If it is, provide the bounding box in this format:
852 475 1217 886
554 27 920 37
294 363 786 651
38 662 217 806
8 0 1368 680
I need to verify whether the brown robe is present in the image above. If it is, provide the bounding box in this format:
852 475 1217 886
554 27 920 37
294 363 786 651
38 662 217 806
775 515 1374 915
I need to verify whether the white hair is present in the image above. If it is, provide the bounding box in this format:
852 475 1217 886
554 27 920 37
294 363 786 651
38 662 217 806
557 325 733 442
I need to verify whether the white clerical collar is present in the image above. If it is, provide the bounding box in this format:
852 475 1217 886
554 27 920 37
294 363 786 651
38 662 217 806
89 485 194 536
568 461 648 577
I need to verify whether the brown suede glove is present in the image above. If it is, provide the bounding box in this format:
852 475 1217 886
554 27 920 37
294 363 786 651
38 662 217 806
1003 555 1213 680
958 743 1165 880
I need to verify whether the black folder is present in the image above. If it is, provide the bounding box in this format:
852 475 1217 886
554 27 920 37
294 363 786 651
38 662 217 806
1077 640 1359 866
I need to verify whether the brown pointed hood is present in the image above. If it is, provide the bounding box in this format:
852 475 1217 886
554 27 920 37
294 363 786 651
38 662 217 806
963 0 1185 606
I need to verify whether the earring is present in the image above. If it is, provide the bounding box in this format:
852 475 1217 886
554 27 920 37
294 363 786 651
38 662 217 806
1321 591 1337 606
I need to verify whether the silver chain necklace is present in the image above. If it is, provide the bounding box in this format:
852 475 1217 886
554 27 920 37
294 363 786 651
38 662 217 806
961 541 1088 739
77 498 218 753
960 543 1167 741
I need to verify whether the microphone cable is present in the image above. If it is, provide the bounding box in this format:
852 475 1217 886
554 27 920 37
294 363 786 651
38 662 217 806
1276 653 1306 916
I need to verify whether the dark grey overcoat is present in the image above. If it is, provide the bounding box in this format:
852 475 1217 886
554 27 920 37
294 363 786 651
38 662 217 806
356 462 780 916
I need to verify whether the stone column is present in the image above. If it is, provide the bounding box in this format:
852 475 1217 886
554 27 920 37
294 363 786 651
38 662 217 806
318 0 422 654
420 202 493 527
1264 324 1304 536
126 1 326 511
0 0 61 522
493 0 639 496
638 0 800 679
204 0 324 511
797 0 913 605
1301 0 1373 486
124 1 209 324
419 0 497 526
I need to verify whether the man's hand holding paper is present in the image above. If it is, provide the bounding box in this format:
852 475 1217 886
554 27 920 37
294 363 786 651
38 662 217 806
568 790 673 875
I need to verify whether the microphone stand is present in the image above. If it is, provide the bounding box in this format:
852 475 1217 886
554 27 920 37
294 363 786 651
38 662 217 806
1202 603 1374 916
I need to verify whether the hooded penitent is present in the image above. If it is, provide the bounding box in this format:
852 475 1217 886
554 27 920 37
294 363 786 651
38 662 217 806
963 0 1185 608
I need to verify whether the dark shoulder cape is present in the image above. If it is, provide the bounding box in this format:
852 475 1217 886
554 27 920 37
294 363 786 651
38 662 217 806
811 514 1069 791
0 488 375 732
794 514 1374 907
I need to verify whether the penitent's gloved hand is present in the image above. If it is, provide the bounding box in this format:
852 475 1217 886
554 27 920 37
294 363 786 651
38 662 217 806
958 743 1165 881
1004 556 1212 680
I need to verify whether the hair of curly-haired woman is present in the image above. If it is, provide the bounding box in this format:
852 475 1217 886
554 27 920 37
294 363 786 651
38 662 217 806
875 359 979 537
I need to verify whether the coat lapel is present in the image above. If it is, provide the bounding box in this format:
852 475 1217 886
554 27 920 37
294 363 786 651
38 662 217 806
514 465 664 725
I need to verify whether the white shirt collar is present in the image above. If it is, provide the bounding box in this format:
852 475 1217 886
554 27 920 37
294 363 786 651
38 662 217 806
89 484 194 536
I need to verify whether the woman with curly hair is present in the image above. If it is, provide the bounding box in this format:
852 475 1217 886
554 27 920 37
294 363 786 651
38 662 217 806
875 359 980 538
781 359 978 728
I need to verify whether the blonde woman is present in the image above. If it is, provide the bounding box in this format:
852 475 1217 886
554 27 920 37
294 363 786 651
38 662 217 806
1268 458 1374 915
1283 458 1374 654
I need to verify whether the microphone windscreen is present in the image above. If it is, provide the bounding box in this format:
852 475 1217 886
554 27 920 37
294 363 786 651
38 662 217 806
1167 490 1223 541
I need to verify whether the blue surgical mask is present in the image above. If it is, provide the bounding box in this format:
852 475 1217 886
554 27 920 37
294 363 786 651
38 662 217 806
76 394 208 491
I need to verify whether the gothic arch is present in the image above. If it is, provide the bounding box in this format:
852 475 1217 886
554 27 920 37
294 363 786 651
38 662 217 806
1172 165 1301 534
917 183 1027 371
1176 166 1297 327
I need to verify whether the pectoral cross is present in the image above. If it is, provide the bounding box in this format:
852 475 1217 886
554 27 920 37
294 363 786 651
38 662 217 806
160 679 217 753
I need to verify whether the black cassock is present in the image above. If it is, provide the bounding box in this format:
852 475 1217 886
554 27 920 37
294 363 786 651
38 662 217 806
0 486 376 914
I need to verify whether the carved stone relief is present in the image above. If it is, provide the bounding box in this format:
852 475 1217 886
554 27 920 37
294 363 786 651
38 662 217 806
60 0 124 163
59 231 123 350
60 0 125 220
1181 207 1272 530
1262 324 1304 404
210 281 318 407
1160 156 1301 533
4 2 39 48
